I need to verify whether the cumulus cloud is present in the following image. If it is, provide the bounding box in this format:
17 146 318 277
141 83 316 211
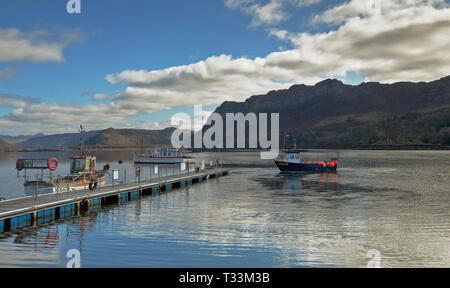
298 0 450 82
102 0 450 118
92 93 109 101
269 28 289 40
0 67 20 80
170 109 214 131
0 93 39 108
2 0 450 135
225 0 320 26
0 27 82 63
105 54 321 112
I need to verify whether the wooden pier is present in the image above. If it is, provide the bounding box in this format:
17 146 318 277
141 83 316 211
0 169 229 234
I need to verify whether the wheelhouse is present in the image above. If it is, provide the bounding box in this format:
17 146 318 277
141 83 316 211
70 156 96 174
280 151 301 161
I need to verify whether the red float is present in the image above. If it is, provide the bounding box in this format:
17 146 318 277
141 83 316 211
16 158 24 171
47 158 58 171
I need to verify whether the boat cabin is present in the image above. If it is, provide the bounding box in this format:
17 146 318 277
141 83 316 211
280 151 301 163
70 156 96 174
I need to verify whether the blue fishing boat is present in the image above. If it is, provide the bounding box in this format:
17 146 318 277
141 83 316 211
274 150 338 173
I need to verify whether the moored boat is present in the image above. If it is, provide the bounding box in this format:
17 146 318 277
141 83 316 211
274 150 338 173
133 148 191 164
17 126 109 195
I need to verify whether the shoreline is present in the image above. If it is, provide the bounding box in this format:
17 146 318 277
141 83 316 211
3 146 449 153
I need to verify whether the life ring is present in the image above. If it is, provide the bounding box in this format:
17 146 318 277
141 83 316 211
16 158 24 171
48 158 58 171
135 166 141 176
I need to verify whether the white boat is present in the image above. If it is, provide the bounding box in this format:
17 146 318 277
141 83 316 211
18 126 109 196
133 148 191 164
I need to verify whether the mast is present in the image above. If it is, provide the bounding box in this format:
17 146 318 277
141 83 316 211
80 125 85 156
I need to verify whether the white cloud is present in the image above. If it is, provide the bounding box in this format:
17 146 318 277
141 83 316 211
0 93 38 108
225 0 320 26
170 109 214 131
1 0 450 135
92 93 109 101
0 28 82 63
269 28 289 40
103 0 450 117
105 54 321 112
312 0 449 26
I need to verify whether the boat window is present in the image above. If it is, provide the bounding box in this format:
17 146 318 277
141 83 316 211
70 159 86 174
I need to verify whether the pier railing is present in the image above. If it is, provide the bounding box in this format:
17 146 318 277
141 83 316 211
0 167 229 234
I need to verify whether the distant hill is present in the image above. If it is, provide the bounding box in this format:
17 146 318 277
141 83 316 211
8 127 175 150
82 127 175 149
0 134 43 145
15 130 100 150
208 75 450 149
0 139 20 152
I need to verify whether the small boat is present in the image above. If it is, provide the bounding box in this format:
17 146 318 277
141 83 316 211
20 156 109 194
17 126 109 195
274 150 338 173
133 148 191 164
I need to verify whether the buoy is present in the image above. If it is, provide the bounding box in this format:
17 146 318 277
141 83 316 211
47 158 58 171
16 158 24 171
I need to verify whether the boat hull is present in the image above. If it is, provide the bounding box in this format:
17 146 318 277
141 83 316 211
134 155 188 164
275 160 337 173
24 172 108 196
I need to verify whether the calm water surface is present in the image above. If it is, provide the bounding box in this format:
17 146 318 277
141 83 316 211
0 150 449 267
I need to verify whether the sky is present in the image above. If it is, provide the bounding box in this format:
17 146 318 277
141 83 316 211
0 0 449 135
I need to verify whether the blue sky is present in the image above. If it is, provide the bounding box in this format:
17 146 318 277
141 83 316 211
0 0 449 135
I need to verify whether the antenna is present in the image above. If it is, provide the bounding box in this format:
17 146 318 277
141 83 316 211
79 124 92 156
80 125 84 156
283 134 289 150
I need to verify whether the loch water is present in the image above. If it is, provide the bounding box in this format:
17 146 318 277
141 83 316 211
0 150 449 267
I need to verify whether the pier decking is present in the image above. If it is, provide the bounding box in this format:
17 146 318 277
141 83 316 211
0 169 229 234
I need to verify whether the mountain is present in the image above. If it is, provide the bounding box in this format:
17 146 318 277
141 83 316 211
0 139 21 152
322 108 450 148
12 128 176 150
15 130 100 150
209 75 450 148
82 127 175 149
0 134 43 145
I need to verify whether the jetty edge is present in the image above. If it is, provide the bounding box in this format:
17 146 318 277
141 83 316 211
0 168 229 235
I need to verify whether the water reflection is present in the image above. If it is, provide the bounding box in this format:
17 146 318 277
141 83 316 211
0 150 449 267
